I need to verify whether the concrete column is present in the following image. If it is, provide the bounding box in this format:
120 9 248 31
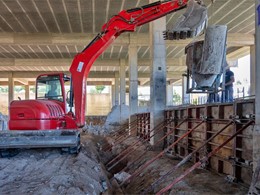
129 45 139 132
8 74 14 104
129 46 138 111
166 82 173 106
182 75 190 104
115 73 119 106
149 13 166 148
25 85 30 100
254 0 260 176
111 85 116 107
120 59 126 106
250 45 256 96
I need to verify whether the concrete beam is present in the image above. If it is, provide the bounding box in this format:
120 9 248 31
0 33 254 47
0 81 31 86
0 71 183 79
227 46 250 60
0 58 183 67
14 78 28 85
86 81 112 85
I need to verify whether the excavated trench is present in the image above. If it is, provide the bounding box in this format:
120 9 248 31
98 132 250 195
0 127 251 194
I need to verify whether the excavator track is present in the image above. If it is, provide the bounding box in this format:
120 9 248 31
0 130 81 157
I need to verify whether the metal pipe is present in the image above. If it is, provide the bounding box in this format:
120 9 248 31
107 120 169 171
106 120 165 167
156 120 254 195
143 120 233 194
120 118 188 173
103 120 137 151
120 120 204 186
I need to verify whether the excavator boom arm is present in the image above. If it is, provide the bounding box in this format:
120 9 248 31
69 0 189 127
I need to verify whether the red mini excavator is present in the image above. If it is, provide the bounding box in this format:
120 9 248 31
0 0 207 155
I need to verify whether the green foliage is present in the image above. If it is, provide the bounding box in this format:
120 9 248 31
173 90 181 104
90 88 96 94
236 80 242 85
0 87 8 93
14 86 25 93
192 98 198 105
89 86 106 94
95 86 105 93
30 87 35 93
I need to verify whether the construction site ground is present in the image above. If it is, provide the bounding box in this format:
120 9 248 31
0 132 249 195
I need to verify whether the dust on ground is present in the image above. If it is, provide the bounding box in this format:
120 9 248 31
0 130 250 195
0 133 109 195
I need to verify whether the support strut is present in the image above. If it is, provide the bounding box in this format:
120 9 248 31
107 120 169 171
143 120 234 194
156 120 254 195
103 120 138 152
121 118 188 173
106 120 166 168
120 120 205 186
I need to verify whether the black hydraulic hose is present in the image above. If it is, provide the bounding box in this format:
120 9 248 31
69 77 74 112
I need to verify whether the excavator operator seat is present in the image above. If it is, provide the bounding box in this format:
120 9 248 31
36 75 63 101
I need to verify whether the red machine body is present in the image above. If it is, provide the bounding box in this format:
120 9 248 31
9 73 77 130
8 0 189 131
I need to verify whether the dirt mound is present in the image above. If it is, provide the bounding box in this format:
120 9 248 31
0 134 109 195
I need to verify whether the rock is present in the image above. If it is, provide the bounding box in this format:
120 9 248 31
114 171 131 183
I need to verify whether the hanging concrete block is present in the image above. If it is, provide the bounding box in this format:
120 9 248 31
185 25 227 88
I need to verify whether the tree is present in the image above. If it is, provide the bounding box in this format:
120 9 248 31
14 86 25 93
173 90 182 105
0 87 8 93
30 87 35 93
95 85 105 93
89 85 106 94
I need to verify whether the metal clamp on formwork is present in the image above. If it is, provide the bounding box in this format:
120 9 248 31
120 119 205 187
155 120 255 195
142 120 233 194
245 114 255 120
229 156 253 167
106 120 167 171
225 175 238 183
229 115 243 124
169 116 179 123
118 118 188 175
200 115 209 122
199 157 209 169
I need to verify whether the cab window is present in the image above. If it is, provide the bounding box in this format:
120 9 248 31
36 75 63 101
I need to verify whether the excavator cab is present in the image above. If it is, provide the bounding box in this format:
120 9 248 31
0 73 80 156
35 73 72 113
37 75 63 101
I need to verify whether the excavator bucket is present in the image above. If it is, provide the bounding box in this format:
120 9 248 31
0 130 80 156
164 0 208 40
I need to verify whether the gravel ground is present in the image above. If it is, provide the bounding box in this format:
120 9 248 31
0 134 109 195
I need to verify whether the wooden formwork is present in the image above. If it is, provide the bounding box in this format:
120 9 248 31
165 99 255 185
136 112 150 139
